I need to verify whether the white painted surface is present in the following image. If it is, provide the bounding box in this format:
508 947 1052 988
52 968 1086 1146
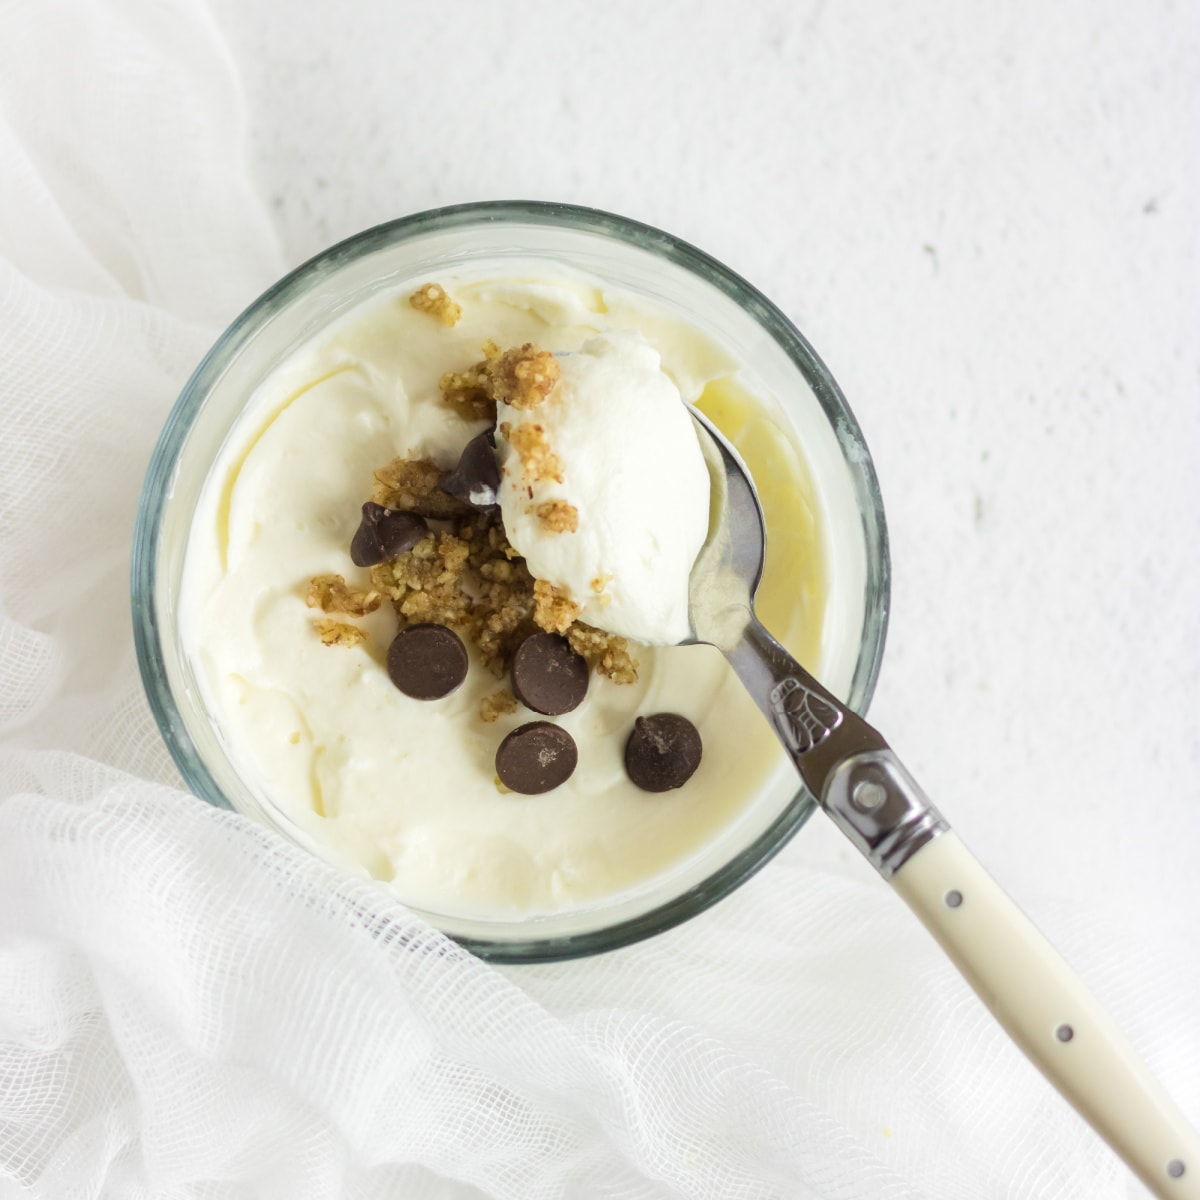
202 3 1200 1184
1 0 1196 1195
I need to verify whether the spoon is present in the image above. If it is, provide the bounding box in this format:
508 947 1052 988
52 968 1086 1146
685 407 1200 1200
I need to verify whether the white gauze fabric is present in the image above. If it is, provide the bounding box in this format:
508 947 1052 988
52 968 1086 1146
1 3 1197 1199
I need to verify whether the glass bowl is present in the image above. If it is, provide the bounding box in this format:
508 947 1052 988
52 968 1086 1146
131 201 889 962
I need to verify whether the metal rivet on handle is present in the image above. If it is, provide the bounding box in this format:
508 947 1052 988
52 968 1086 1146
852 780 886 811
1056 1024 1074 1043
1167 1160 1185 1179
944 890 963 908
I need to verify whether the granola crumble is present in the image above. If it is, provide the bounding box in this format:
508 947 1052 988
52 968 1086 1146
588 574 614 606
408 282 462 327
479 689 518 723
371 457 470 518
369 529 475 629
312 491 635 691
307 340 639 706
566 623 637 685
439 340 560 422
534 499 578 533
439 353 497 422
487 343 558 410
314 619 368 648
532 579 582 634
501 420 563 485
306 573 382 616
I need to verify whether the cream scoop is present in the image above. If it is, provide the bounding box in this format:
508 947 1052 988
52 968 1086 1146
495 333 710 645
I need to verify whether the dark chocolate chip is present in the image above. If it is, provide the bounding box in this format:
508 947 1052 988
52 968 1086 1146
350 502 428 566
386 623 468 700
376 510 429 558
495 721 578 794
440 431 501 512
624 713 703 792
510 632 589 716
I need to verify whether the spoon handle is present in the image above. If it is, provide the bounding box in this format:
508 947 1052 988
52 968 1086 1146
726 619 1200 1199
889 824 1199 1200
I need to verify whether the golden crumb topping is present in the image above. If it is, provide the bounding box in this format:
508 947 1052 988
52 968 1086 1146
314 619 367 647
371 457 469 517
479 689 519 723
307 574 382 616
360 516 533 678
488 343 559 410
440 363 496 423
501 420 563 485
369 530 474 629
567 623 637 685
305 335 639 704
438 340 559 422
408 282 461 327
532 579 582 634
311 491 635 688
534 499 578 533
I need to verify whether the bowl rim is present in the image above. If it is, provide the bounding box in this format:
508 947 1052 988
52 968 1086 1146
131 199 890 963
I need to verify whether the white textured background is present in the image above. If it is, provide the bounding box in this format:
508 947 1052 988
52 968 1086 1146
2 0 1198 1196
217 0 1200 1169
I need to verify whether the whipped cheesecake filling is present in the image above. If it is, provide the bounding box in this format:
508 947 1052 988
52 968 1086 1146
496 332 710 646
180 267 831 919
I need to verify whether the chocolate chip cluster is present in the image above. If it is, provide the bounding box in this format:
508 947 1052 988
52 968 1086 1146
383 615 700 796
306 319 704 797
311 429 701 796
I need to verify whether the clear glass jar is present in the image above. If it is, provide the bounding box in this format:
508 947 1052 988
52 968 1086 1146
131 202 889 962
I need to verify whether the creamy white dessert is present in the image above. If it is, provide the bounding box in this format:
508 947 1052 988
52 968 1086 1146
496 332 710 645
180 266 832 920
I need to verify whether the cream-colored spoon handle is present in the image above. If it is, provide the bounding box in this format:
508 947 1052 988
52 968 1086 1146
725 627 1198 1195
892 831 1200 1200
